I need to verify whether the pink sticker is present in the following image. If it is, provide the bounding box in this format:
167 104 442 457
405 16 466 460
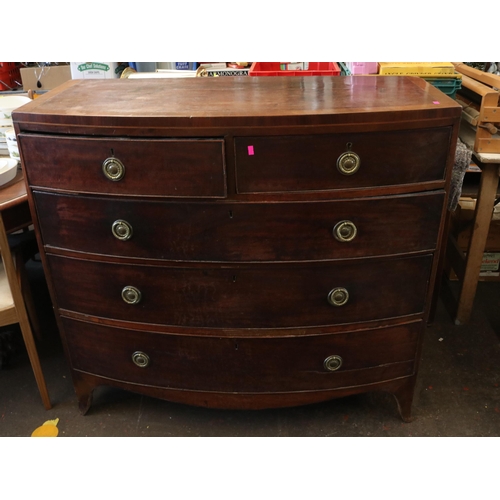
248 145 254 155
433 101 440 104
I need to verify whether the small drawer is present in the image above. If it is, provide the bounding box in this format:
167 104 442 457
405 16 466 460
235 128 452 193
49 254 432 328
62 317 419 393
34 190 444 261
18 134 226 198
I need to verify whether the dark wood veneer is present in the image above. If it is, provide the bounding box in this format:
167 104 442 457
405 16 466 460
34 190 444 262
235 128 451 193
63 317 419 393
18 135 227 198
14 76 461 420
48 254 432 329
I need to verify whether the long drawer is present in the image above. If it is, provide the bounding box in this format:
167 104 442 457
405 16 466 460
48 254 433 328
235 128 452 193
18 134 227 198
34 191 444 262
63 317 419 393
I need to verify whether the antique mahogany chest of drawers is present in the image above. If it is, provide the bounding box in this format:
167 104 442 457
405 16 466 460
13 76 461 420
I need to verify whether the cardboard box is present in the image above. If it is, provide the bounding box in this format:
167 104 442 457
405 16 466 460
446 199 500 280
447 252 500 280
70 62 119 79
20 65 71 91
453 198 500 250
279 62 309 71
378 62 455 76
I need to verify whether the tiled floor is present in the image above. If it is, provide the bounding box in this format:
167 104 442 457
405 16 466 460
1 259 499 437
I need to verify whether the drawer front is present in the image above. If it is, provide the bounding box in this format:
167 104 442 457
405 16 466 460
19 134 226 198
34 191 444 261
63 318 419 392
235 128 452 193
49 255 433 328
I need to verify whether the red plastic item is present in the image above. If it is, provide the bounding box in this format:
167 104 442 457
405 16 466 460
249 62 340 76
0 62 21 90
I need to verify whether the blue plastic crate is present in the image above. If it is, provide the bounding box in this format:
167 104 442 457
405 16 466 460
424 74 462 99
338 62 351 76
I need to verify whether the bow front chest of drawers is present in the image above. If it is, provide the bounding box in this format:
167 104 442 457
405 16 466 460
13 76 460 420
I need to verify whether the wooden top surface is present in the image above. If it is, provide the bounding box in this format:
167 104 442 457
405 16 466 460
12 76 461 130
0 168 27 211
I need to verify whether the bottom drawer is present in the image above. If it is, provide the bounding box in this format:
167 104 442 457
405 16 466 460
63 318 420 393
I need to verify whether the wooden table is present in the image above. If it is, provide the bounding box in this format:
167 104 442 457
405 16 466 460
447 150 500 325
0 167 51 409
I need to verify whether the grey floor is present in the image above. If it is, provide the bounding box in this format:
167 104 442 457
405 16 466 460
1 258 499 437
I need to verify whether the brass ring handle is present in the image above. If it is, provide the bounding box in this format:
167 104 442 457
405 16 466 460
333 220 357 242
337 151 360 175
102 157 125 181
112 219 133 241
327 287 349 307
122 286 142 305
132 351 150 368
324 355 343 372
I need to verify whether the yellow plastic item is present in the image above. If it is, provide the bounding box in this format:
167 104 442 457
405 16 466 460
31 418 59 437
378 62 455 76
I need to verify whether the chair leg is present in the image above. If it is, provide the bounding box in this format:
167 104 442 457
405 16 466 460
18 317 52 410
15 251 43 342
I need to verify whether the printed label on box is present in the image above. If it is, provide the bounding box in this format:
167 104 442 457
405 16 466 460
479 252 500 275
70 62 118 80
176 63 197 70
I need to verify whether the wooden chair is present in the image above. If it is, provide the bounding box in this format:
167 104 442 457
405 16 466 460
0 181 51 410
